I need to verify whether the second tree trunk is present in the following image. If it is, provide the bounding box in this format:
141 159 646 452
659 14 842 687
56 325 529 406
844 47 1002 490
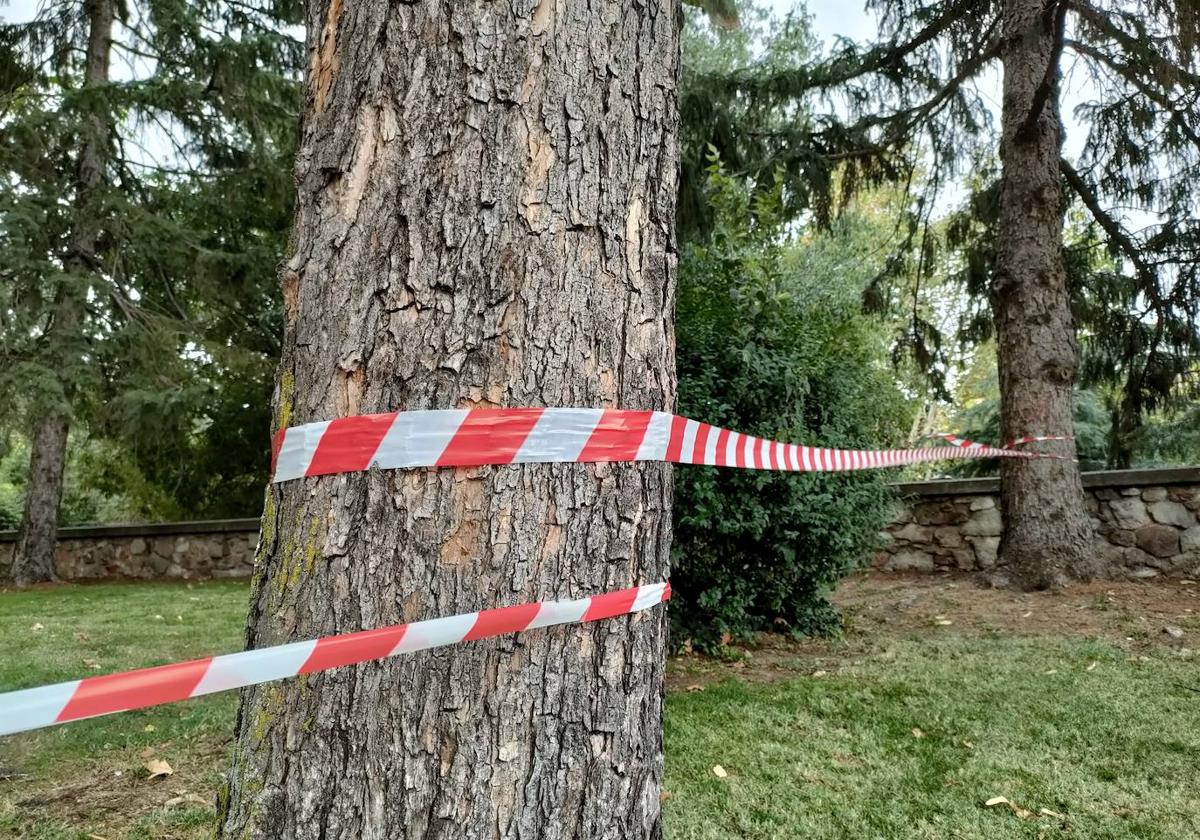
993 0 1095 588
9 0 114 586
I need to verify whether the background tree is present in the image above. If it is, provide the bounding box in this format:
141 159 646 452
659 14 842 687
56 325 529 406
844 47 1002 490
0 0 301 581
989 0 1096 587
690 0 1200 586
217 1 679 837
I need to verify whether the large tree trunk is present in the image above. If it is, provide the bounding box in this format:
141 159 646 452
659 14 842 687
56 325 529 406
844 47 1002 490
218 2 679 838
993 0 1095 588
9 0 113 586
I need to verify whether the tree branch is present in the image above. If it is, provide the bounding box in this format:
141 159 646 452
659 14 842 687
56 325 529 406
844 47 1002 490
1060 157 1160 299
1016 0 1068 144
1065 37 1200 155
1067 0 1200 88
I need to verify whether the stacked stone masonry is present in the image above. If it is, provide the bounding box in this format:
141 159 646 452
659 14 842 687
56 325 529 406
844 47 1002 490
0 520 258 581
2 470 1197 583
877 468 1200 579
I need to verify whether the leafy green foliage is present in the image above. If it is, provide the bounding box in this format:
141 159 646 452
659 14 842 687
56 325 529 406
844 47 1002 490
0 0 300 524
0 433 163 528
682 5 818 239
688 1 1200 462
673 159 912 649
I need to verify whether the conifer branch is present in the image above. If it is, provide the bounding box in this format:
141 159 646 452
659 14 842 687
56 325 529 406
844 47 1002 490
1016 0 1068 144
1066 37 1200 154
1060 157 1161 305
1067 0 1200 88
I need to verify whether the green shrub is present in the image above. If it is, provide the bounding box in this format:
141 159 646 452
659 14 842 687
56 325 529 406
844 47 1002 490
672 161 913 650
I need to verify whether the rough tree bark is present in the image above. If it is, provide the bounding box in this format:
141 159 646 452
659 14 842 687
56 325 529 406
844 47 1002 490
218 2 679 838
992 0 1095 588
10 0 113 586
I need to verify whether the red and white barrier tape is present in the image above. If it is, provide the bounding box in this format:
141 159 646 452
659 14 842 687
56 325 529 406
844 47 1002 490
271 408 1059 482
1004 434 1073 449
931 433 984 449
930 432 1072 451
0 582 669 736
1 409 1067 736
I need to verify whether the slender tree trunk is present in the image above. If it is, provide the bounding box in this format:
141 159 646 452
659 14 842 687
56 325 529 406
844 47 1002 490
11 416 69 585
1108 388 1139 469
9 0 113 586
993 0 1095 588
218 2 679 838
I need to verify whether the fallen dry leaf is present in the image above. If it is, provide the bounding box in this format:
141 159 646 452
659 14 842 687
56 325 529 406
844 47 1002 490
1039 807 1065 819
811 670 828 678
1087 662 1099 672
712 765 728 779
962 740 974 749
144 758 174 779
985 795 1034 819
659 790 672 803
911 727 925 739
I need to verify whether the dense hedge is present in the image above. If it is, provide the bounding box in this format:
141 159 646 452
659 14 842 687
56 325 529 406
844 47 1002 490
672 165 912 650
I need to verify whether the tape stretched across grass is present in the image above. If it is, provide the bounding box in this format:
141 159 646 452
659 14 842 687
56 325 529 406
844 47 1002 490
1 407 1069 735
0 583 670 735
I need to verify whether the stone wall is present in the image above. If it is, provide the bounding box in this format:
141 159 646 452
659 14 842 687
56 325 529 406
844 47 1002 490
0 519 258 581
5 469 1199 583
877 468 1200 580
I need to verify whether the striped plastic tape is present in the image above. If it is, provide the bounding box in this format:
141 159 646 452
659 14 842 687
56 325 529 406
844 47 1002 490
271 408 1058 482
931 432 1071 450
0 582 669 736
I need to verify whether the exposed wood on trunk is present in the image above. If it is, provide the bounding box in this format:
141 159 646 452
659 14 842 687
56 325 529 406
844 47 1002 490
10 0 114 586
218 1 680 838
992 0 1095 588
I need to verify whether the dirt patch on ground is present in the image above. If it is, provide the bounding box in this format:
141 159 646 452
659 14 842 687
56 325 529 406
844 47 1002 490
2 738 229 839
835 571 1200 637
666 571 1200 691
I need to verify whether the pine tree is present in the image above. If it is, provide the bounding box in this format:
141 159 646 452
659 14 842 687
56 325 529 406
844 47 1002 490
0 0 301 581
690 0 1200 586
217 1 678 836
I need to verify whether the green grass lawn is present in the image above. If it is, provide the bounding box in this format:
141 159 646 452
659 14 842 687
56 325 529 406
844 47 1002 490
2 577 1198 839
